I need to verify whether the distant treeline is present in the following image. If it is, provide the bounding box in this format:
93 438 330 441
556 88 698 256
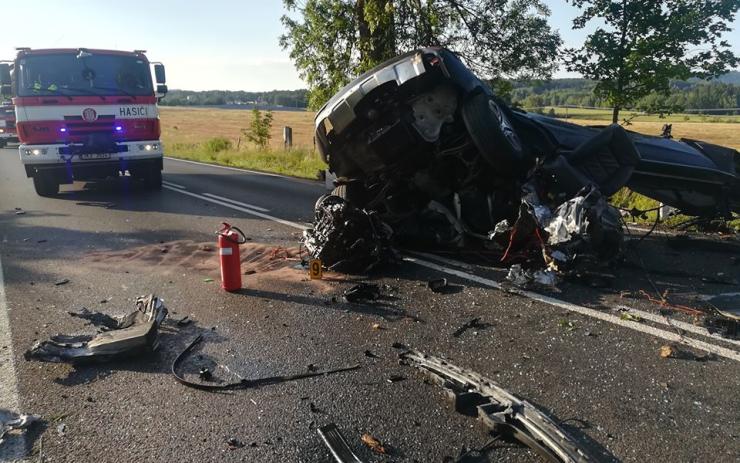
509 71 740 113
161 72 740 113
160 89 308 108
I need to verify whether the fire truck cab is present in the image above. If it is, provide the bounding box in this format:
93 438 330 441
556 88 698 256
0 48 167 196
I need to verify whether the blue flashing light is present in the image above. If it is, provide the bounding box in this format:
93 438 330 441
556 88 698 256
115 126 123 132
59 127 67 133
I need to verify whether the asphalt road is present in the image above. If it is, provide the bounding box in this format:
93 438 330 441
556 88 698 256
0 148 738 463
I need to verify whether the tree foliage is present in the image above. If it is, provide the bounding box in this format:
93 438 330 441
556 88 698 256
280 0 562 109
565 0 740 122
243 109 274 150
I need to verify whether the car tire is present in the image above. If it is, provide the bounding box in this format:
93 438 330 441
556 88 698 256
331 182 368 207
33 175 59 197
461 92 525 175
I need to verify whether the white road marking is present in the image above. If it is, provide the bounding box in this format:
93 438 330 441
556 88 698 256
162 184 740 361
162 185 308 230
202 192 270 212
404 250 475 270
0 255 26 459
615 305 740 348
161 180 186 189
405 256 740 362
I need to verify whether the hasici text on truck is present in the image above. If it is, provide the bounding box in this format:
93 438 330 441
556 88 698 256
0 48 167 196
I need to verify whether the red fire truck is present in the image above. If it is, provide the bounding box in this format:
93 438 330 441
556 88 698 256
0 48 167 196
0 100 16 148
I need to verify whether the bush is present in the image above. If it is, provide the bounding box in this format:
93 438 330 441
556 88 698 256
243 109 273 150
203 136 232 153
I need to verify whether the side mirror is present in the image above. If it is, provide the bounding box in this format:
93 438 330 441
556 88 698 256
154 64 166 84
0 64 10 97
0 64 10 85
156 84 168 96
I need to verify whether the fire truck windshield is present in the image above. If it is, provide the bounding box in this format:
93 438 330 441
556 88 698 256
17 53 153 97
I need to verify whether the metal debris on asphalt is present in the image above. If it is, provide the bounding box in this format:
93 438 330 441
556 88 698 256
343 283 380 303
26 295 168 364
0 412 41 445
400 348 595 462
54 279 70 286
318 423 366 463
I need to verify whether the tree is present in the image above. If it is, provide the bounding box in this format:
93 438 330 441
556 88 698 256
565 0 740 123
281 0 562 109
243 109 274 150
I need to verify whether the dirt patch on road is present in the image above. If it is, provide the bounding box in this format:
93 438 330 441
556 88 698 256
85 240 338 291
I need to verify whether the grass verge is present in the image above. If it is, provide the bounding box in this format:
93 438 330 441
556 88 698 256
166 140 326 180
611 188 740 232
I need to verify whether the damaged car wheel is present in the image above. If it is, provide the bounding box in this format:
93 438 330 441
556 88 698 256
462 92 524 175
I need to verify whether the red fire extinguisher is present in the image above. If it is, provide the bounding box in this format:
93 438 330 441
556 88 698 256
217 223 247 292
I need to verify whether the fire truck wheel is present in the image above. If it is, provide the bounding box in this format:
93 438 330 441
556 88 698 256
33 175 59 197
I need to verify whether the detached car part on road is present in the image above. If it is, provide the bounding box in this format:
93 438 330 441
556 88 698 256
401 349 594 463
305 47 738 272
26 294 167 364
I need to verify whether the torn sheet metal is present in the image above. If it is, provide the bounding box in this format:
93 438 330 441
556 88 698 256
318 424 366 463
0 412 40 445
303 195 395 273
26 295 167 364
400 349 594 463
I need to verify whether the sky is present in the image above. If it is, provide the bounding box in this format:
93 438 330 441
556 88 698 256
2 0 739 91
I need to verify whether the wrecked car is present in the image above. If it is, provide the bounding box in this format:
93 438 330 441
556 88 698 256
305 47 738 271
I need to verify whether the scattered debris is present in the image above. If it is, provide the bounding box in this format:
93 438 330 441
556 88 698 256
56 423 66 436
400 349 595 462
619 312 642 322
198 368 213 381
303 195 396 273
363 350 379 358
360 433 387 455
343 283 380 303
172 335 360 391
0 412 40 445
386 375 405 383
318 424 366 463
15 210 25 215
659 344 716 362
176 316 192 327
451 318 491 338
226 437 244 449
26 295 168 364
427 278 449 293
659 345 675 359
203 278 214 283
54 279 70 286
371 323 382 331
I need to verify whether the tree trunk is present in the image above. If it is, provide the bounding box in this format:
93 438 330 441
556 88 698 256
612 106 620 124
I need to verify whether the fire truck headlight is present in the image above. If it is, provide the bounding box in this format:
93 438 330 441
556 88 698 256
0 128 4 134
140 143 159 152
24 148 48 156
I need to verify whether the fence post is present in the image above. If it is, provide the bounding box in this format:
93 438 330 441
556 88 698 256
283 126 293 150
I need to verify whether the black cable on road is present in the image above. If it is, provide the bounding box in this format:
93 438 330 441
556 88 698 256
172 335 360 392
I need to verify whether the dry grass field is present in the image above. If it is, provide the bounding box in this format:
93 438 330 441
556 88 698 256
160 107 740 152
160 107 316 151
